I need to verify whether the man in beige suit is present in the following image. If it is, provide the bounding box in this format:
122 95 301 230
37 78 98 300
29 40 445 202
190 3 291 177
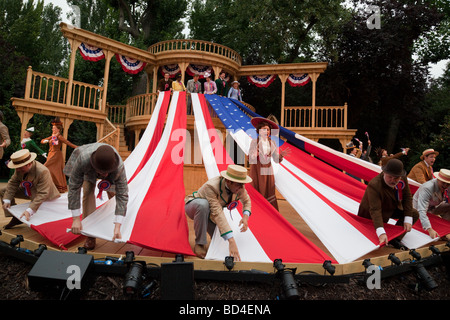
1 149 60 229
185 165 252 261
408 148 438 184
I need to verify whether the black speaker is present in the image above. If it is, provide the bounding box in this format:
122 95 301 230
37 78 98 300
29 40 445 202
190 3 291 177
160 259 194 300
27 250 93 293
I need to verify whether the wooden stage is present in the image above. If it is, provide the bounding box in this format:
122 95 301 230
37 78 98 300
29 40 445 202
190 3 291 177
0 182 448 276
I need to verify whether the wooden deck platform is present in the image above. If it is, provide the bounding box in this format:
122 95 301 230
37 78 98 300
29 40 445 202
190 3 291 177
0 182 448 276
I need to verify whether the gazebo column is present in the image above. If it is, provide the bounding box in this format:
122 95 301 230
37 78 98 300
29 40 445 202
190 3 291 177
61 118 74 162
66 38 81 107
310 72 320 128
101 50 114 113
278 74 288 127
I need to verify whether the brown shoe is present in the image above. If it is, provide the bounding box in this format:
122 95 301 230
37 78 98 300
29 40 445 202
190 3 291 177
3 217 23 229
83 237 96 250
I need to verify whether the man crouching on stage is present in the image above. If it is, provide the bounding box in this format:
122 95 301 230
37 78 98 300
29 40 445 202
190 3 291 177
185 165 252 261
64 143 128 250
358 158 419 248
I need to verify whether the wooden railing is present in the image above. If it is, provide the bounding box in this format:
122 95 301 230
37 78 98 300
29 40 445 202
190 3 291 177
148 39 242 66
107 104 127 124
126 93 158 118
283 103 348 129
25 66 103 110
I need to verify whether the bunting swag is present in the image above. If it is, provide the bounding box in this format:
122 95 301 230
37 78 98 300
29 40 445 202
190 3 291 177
192 93 335 263
247 75 276 88
78 43 105 61
160 64 180 77
287 73 310 87
228 97 449 250
186 64 212 79
115 54 146 74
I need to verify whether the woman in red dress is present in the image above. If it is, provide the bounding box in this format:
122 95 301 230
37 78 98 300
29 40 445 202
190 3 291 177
41 117 77 193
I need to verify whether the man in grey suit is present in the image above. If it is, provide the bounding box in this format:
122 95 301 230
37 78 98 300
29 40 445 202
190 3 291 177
186 74 202 114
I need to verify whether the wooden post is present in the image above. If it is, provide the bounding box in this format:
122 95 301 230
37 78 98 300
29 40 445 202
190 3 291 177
101 50 114 113
278 74 288 127
62 118 74 162
310 73 320 128
66 39 81 107
24 66 33 100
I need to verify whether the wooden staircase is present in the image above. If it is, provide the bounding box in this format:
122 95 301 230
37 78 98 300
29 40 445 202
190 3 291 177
116 124 131 160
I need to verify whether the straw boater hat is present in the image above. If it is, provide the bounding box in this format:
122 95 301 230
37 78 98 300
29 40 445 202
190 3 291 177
7 149 37 169
90 145 120 173
381 158 406 177
434 169 450 184
220 165 252 184
420 148 439 160
251 117 279 130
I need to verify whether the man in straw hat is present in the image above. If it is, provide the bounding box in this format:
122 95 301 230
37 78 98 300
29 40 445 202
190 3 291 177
413 168 450 240
358 158 419 248
408 148 439 184
1 149 60 229
185 165 252 261
64 143 128 250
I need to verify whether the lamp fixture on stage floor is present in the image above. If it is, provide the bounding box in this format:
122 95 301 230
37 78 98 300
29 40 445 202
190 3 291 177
323 260 335 275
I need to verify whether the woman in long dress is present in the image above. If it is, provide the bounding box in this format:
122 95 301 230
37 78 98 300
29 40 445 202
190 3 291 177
248 117 290 210
41 118 77 193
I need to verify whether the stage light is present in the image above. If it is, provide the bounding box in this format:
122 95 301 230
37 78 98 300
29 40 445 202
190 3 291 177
429 245 440 255
123 262 146 296
10 235 24 247
388 253 402 266
362 259 374 269
224 256 235 271
323 260 335 275
409 249 421 261
77 247 87 254
412 262 438 291
273 259 299 300
33 244 47 257
124 251 135 264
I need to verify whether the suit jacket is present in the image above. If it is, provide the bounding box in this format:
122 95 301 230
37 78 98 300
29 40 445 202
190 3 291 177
158 78 173 92
63 143 128 217
185 176 251 238
413 178 445 230
4 161 60 212
408 161 433 184
358 172 416 230
186 79 202 93
0 121 11 159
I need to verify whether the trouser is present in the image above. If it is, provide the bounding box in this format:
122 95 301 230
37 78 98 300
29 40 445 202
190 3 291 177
185 198 215 245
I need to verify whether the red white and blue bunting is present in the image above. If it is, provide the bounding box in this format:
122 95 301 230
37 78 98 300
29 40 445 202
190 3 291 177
160 64 180 78
186 64 212 79
247 75 276 87
287 73 310 87
78 43 105 61
115 54 146 74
